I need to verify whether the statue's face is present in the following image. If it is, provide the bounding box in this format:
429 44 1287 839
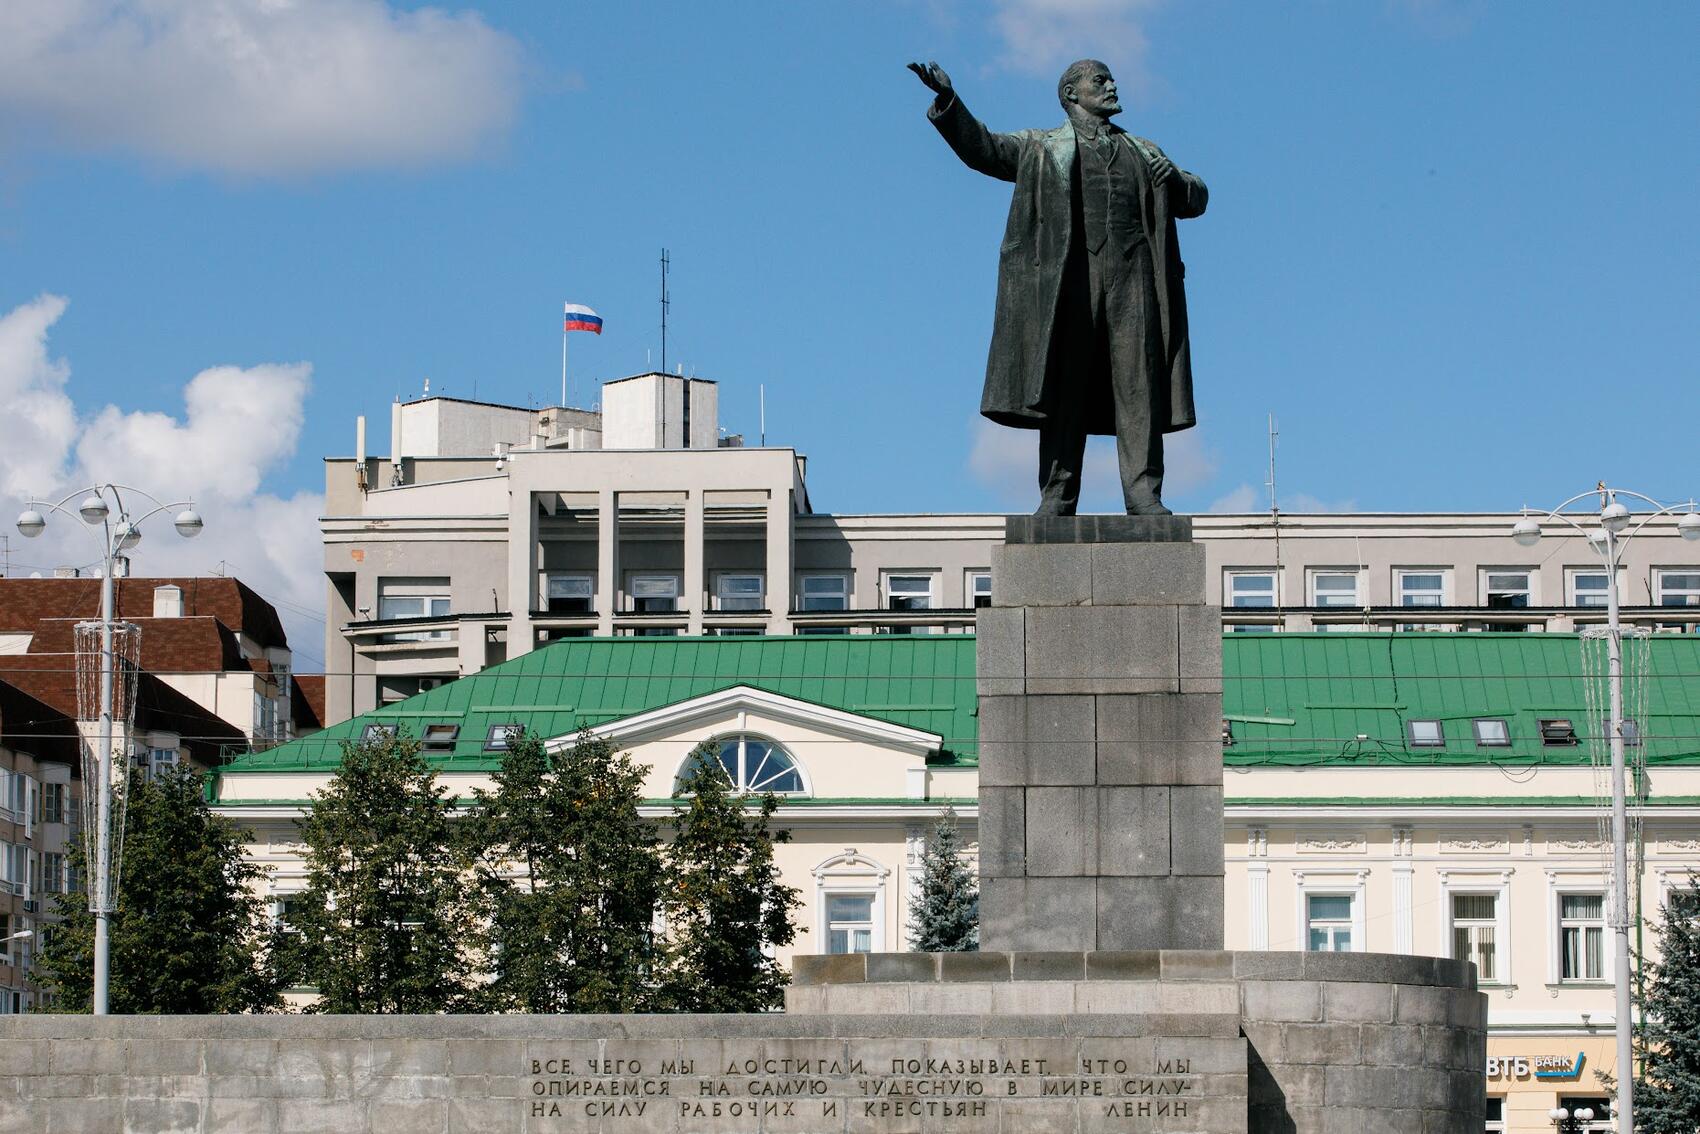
1069 65 1121 119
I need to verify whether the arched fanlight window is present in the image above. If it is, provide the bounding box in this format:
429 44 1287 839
677 734 807 795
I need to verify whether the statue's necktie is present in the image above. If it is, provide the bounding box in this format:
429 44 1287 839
1096 133 1116 164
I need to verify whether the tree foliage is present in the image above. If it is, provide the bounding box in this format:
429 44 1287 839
909 807 979 952
36 765 286 1013
460 729 662 1012
286 730 473 1013
1633 886 1700 1132
656 744 801 1012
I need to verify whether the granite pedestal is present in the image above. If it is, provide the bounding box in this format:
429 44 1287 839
976 515 1224 952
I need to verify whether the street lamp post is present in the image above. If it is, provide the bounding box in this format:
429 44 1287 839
15 485 202 1015
1514 486 1700 1132
1549 1104 1597 1133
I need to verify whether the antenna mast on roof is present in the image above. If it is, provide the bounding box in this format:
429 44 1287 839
659 248 671 375
1267 413 1283 624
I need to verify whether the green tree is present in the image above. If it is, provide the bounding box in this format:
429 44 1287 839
909 806 979 952
286 729 473 1013
1631 886 1700 1132
36 765 286 1013
657 744 801 1012
461 729 662 1012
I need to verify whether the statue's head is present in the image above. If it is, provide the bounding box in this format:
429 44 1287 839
1057 59 1120 119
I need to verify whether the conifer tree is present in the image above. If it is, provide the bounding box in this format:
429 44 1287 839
286 729 472 1013
908 806 979 952
36 765 286 1013
461 729 662 1012
1632 887 1700 1132
657 744 801 1012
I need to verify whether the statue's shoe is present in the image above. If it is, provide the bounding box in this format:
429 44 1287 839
1125 502 1173 516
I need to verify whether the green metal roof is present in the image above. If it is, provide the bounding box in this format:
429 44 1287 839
224 632 1700 778
1223 632 1700 767
224 635 980 774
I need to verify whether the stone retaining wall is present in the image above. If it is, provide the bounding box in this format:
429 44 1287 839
0 1011 1244 1134
790 950 1488 1134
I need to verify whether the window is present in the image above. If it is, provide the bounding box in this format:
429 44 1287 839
716 574 765 611
1658 571 1700 607
1596 716 1642 747
0 844 27 898
630 575 680 613
1227 570 1276 608
678 735 807 795
968 571 993 609
825 894 875 955
1407 719 1446 748
1540 718 1579 747
420 724 460 752
798 574 848 611
796 626 849 636
1670 889 1700 919
1451 893 1498 982
1559 893 1605 981
1 772 26 822
1483 571 1532 609
483 724 523 752
40 854 65 896
1306 894 1354 952
361 723 397 744
273 896 307 934
545 573 593 614
1472 719 1511 747
145 747 178 780
1397 571 1444 607
1484 1096 1505 1133
377 578 452 642
884 575 934 611
1569 569 1612 608
0 914 12 963
1556 1097 1611 1132
1311 571 1359 607
39 783 65 825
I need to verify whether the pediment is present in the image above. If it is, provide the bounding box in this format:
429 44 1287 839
545 684 942 759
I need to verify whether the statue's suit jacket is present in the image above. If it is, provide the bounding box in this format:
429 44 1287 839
928 93 1207 435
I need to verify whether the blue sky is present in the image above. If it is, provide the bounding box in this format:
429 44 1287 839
2 1 1698 652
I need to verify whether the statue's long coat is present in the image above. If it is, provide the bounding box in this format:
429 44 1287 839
929 93 1207 435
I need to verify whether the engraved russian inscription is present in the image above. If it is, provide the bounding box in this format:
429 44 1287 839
524 1040 1230 1129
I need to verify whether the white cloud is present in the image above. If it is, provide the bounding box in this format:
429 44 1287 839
988 0 1161 80
0 0 524 176
1206 482 1357 515
0 295 325 663
1207 483 1260 513
969 416 1216 512
0 294 77 498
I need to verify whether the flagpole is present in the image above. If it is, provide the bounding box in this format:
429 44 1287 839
561 328 568 408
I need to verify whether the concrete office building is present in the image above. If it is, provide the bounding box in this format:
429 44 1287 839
321 374 1700 725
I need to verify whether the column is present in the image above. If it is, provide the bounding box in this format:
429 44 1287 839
684 490 705 635
506 487 538 657
597 488 619 637
764 488 793 635
1248 862 1271 951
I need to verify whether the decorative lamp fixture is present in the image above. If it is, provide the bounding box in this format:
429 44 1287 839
78 494 110 523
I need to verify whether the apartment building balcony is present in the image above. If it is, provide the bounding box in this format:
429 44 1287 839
789 607 978 634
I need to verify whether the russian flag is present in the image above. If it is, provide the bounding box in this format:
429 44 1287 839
563 303 603 334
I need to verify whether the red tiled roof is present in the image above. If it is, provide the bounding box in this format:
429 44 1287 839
24 617 266 675
0 679 81 766
0 654 244 768
0 576 288 649
291 674 327 734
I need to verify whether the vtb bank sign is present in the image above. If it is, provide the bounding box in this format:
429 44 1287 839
1485 1052 1586 1081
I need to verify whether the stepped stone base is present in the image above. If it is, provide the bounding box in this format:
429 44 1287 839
789 949 1487 1134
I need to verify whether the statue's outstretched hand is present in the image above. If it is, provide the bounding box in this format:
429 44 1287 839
907 61 953 99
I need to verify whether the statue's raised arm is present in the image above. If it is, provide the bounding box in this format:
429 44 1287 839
906 61 952 102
